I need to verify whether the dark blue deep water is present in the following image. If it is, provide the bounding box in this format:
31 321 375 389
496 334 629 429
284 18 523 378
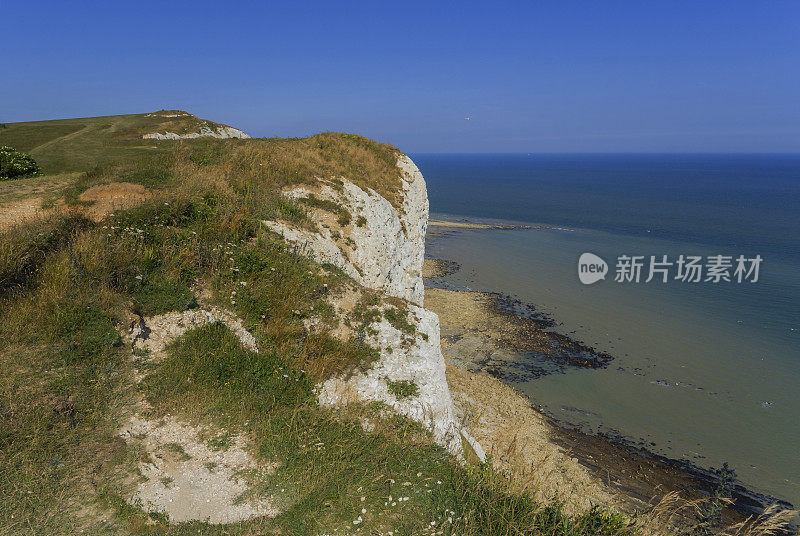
417 153 800 260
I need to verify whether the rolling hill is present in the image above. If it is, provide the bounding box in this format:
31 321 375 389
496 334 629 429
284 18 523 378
0 111 248 173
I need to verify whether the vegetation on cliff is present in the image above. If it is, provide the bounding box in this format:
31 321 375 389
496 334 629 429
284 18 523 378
0 112 792 536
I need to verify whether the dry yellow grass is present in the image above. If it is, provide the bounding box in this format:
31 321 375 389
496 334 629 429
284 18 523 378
446 364 622 514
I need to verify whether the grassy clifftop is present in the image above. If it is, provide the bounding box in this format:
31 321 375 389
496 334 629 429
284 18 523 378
0 110 250 174
0 112 744 536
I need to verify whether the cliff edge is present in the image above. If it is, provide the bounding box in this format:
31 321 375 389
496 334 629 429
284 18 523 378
263 155 481 457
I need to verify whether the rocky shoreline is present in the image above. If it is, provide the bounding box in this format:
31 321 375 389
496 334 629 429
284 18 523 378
422 257 794 521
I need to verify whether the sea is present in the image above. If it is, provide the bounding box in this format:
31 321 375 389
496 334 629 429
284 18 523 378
412 153 800 505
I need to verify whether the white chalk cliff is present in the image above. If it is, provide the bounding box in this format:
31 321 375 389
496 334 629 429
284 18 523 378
264 155 482 458
264 155 426 304
143 124 249 140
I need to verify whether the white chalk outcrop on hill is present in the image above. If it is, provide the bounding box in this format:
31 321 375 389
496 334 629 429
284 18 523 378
143 124 249 140
263 155 426 305
317 304 464 454
265 155 482 459
120 415 278 523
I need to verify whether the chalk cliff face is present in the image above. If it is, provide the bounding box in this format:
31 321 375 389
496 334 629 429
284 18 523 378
263 155 426 305
264 155 480 457
143 124 249 140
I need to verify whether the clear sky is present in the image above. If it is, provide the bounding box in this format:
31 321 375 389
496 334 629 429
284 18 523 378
2 1 798 153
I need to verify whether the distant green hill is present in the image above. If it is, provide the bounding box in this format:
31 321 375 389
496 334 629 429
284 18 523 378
0 111 244 173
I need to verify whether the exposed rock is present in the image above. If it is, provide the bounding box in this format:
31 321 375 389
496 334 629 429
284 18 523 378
263 220 362 281
266 155 481 459
317 304 464 455
144 111 192 118
143 124 249 140
264 155 427 305
131 306 258 358
120 414 278 524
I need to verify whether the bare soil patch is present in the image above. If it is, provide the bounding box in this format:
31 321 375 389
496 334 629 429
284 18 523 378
0 198 46 231
76 182 154 222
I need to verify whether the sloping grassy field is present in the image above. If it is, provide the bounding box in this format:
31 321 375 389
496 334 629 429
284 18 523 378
0 111 243 174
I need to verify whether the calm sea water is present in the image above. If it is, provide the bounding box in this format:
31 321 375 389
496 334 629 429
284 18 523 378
413 153 800 504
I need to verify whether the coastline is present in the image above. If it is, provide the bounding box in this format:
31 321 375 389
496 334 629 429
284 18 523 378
423 257 794 521
429 219 534 230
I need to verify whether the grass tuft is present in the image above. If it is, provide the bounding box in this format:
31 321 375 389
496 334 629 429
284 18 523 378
387 379 419 398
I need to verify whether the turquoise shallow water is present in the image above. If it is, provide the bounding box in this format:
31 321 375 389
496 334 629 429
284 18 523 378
414 154 800 505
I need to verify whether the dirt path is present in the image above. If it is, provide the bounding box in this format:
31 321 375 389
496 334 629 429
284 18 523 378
0 180 154 231
30 123 92 153
0 198 46 231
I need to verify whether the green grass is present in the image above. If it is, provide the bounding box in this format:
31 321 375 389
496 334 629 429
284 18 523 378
143 321 313 418
0 112 242 175
133 322 631 536
297 194 352 226
0 121 86 152
387 379 419 398
0 250 131 534
130 272 198 316
0 112 405 210
384 304 419 337
0 213 94 296
0 113 643 535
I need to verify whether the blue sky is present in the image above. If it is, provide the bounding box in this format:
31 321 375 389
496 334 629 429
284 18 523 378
2 1 798 152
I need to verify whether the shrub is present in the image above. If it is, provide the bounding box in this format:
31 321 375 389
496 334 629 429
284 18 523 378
387 379 419 398
0 146 40 180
